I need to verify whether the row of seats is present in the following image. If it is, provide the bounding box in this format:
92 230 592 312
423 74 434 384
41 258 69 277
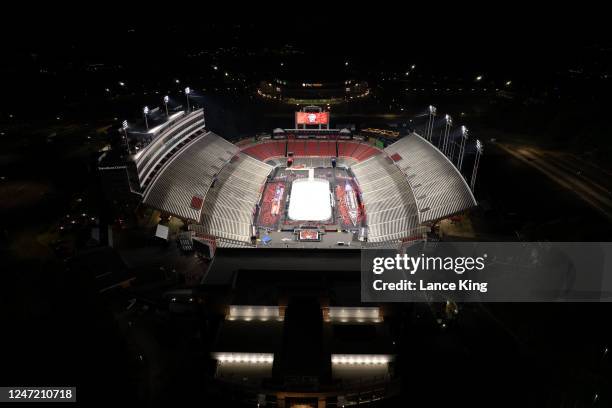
199 153 272 242
384 134 477 223
351 155 420 243
337 141 380 162
241 140 286 161
241 140 381 162
287 140 337 157
135 109 205 188
143 132 239 221
290 157 334 168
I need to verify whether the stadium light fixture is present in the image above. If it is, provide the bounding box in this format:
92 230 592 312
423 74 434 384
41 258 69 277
458 126 469 171
331 354 392 365
184 87 191 112
470 139 484 192
425 105 437 141
143 106 149 130
163 95 169 116
442 114 453 155
121 120 130 154
214 353 274 365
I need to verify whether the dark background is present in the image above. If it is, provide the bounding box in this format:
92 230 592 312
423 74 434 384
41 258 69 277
2 11 612 407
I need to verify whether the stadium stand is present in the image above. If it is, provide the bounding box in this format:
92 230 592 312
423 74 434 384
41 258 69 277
335 157 359 168
142 131 239 221
241 140 287 161
351 155 420 242
199 153 272 242
384 133 476 223
140 125 475 246
134 109 206 189
290 157 334 168
337 141 380 162
242 139 380 163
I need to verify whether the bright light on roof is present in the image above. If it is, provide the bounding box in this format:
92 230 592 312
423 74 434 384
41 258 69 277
168 111 184 121
147 111 186 134
331 354 392 365
213 353 274 364
327 307 381 323
227 305 282 321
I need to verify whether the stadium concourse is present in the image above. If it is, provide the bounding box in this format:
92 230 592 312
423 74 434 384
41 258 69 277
124 107 476 249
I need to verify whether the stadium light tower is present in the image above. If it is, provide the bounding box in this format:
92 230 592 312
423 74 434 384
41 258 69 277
470 139 484 192
442 114 453 155
458 125 469 171
163 95 169 117
185 87 191 112
425 105 437 141
122 120 131 155
143 106 149 130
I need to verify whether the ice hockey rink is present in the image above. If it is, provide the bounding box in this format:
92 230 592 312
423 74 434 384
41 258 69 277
288 177 332 221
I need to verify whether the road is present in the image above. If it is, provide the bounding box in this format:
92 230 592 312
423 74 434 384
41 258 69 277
498 143 612 222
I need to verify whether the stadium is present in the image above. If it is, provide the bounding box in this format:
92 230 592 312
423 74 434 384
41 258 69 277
125 105 477 250
96 100 482 405
6 20 612 408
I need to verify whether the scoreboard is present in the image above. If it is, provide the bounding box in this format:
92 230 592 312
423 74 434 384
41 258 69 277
295 111 330 125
